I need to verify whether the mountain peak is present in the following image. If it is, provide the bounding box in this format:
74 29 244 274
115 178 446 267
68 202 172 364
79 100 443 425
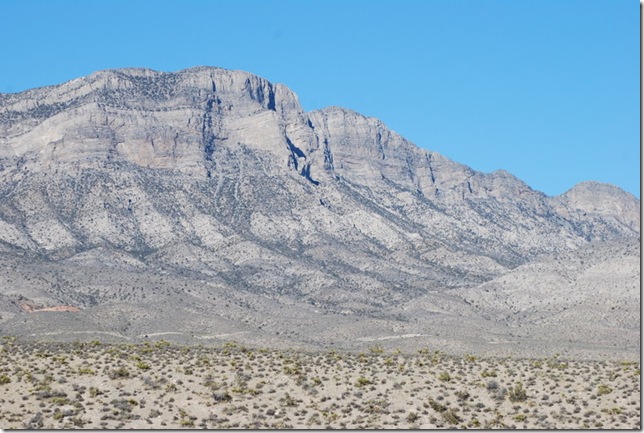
0 66 639 358
553 181 640 231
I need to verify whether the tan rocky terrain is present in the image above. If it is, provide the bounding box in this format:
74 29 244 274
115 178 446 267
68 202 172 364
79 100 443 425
0 67 639 360
0 338 639 429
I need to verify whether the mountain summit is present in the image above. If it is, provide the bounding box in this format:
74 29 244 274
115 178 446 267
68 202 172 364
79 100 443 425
0 67 639 358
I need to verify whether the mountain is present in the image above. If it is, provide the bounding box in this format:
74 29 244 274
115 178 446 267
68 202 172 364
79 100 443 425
0 67 639 358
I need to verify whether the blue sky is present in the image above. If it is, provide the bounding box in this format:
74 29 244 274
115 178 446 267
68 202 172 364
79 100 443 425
0 0 639 197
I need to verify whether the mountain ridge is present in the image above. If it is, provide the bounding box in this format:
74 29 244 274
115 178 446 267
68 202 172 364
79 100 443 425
0 66 638 358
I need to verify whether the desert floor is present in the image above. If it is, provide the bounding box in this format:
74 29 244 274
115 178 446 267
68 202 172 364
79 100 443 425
0 337 639 429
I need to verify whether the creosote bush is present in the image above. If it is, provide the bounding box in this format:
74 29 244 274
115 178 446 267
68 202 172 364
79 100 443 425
597 384 613 396
508 382 528 402
108 366 130 380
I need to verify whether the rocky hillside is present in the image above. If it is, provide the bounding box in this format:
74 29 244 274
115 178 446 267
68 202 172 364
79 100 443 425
0 67 639 358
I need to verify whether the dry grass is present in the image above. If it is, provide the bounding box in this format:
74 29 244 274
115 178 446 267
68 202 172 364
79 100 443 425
0 337 639 429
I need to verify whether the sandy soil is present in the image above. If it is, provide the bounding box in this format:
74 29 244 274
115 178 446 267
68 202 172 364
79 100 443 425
0 337 639 429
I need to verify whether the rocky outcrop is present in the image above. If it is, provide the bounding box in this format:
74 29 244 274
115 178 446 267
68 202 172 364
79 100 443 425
0 67 639 357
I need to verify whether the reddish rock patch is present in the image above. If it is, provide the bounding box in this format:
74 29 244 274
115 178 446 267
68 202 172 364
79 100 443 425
19 303 80 313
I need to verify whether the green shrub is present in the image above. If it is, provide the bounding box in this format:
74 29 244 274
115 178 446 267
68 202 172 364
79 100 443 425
108 366 130 379
442 408 461 425
136 361 150 370
51 396 70 406
438 372 451 382
369 344 384 354
508 382 527 402
428 397 447 413
406 411 419 423
597 384 613 396
180 419 195 427
88 387 103 398
355 376 372 387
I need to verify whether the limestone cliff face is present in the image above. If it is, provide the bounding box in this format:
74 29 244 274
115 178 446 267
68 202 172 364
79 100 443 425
0 67 639 355
0 66 638 256
0 67 304 174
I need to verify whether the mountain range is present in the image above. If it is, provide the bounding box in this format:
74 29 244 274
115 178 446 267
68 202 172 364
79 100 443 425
0 66 639 359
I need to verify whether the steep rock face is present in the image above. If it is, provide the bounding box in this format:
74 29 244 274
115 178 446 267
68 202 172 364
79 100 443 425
0 66 639 356
0 67 303 173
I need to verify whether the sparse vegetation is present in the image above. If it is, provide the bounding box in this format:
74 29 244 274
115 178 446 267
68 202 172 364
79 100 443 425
0 338 638 429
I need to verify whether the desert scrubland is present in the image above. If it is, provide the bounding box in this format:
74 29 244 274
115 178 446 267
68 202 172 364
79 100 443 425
0 337 639 429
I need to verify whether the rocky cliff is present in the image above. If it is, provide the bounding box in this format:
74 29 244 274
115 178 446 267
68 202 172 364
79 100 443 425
0 67 639 358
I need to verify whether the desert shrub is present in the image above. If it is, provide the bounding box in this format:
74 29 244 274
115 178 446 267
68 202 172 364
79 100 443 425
88 387 103 398
369 344 384 354
108 366 130 379
455 390 470 401
142 376 160 389
597 384 612 396
442 408 461 425
213 391 232 403
111 398 136 413
365 398 389 414
51 396 70 406
154 340 170 349
0 374 11 384
508 382 527 402
34 389 66 399
406 411 419 423
468 418 481 428
24 412 44 429
486 380 499 391
282 393 298 407
202 374 220 390
489 383 507 402
355 376 372 387
71 416 86 427
135 361 150 370
438 372 451 382
283 364 302 375
428 397 447 413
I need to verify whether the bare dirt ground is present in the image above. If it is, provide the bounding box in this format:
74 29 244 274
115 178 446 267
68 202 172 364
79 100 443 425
0 337 639 429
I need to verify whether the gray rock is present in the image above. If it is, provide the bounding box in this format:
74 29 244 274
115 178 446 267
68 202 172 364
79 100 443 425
0 66 638 358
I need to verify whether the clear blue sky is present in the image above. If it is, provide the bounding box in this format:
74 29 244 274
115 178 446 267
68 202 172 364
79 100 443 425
0 0 639 197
